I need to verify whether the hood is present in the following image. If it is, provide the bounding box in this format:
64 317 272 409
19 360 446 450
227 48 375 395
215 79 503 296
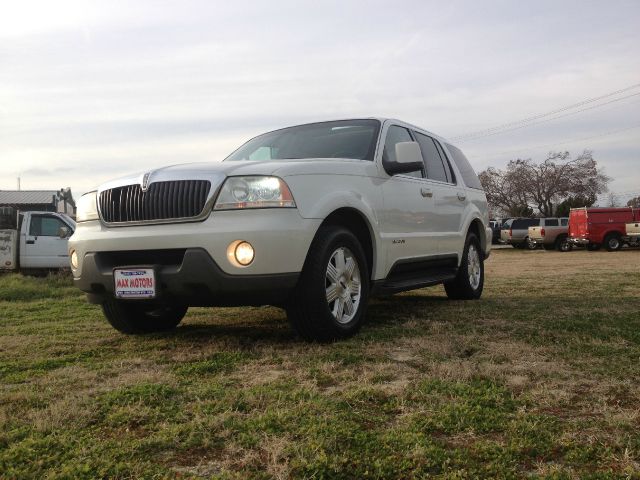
97 158 373 194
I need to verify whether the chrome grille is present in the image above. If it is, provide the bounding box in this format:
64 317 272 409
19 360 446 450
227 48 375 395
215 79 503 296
99 180 211 223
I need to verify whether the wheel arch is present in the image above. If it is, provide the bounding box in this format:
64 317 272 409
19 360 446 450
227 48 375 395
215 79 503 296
311 207 377 280
466 217 487 255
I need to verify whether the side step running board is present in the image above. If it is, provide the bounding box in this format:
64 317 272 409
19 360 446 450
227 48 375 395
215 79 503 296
374 270 457 296
372 254 459 296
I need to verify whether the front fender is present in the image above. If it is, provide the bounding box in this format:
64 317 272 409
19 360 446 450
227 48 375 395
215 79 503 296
284 174 385 279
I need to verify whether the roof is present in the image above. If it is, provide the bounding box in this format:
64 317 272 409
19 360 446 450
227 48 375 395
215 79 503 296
0 190 59 205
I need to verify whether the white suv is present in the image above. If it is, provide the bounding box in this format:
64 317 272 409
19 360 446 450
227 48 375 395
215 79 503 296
70 118 491 341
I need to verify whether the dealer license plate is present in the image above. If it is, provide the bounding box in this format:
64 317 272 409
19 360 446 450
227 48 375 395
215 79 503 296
114 268 156 299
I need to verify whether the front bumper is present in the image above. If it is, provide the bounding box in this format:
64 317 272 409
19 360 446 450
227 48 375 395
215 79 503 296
75 248 298 307
69 209 322 306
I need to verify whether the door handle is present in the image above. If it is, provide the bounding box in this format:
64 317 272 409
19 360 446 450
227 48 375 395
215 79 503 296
457 192 467 201
420 188 433 198
26 240 35 244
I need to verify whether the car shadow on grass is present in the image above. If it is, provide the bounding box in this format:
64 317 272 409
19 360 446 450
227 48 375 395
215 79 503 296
159 293 453 345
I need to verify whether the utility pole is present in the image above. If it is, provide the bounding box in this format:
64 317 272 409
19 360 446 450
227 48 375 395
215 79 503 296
17 177 21 191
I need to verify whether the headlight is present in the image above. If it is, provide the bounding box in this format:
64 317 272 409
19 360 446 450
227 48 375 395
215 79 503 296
76 191 99 222
213 176 296 210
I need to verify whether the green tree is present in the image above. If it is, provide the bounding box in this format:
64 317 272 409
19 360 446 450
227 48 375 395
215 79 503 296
555 195 597 217
626 196 640 208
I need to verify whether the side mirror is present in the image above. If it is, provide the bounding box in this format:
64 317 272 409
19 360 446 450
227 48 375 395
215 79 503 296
383 141 424 176
58 226 70 239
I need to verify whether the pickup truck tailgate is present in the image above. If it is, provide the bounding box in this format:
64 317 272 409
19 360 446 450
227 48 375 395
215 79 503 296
529 226 544 241
627 222 640 236
0 229 17 270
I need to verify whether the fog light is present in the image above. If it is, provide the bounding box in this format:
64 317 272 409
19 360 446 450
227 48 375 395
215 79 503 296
234 241 254 266
227 240 255 267
70 250 78 269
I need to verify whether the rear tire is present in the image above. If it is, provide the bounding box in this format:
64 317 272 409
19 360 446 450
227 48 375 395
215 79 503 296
604 233 622 252
286 226 369 342
445 233 484 300
555 235 572 252
102 300 187 334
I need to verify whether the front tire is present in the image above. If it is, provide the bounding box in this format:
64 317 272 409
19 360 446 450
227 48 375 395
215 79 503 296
525 236 537 250
445 233 484 300
102 300 187 334
286 226 369 342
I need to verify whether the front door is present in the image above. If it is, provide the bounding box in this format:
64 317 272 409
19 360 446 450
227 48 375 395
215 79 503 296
21 214 71 268
379 125 442 274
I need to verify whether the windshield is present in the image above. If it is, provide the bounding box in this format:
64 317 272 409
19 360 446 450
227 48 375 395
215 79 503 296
225 119 381 162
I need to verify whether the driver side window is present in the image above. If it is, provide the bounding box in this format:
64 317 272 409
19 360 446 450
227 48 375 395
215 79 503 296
29 216 67 237
382 126 423 178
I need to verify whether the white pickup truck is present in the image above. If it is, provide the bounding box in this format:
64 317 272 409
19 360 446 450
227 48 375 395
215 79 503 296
0 211 75 273
627 221 640 239
70 118 492 342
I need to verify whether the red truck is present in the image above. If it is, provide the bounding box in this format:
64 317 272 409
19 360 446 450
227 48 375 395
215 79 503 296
568 207 640 251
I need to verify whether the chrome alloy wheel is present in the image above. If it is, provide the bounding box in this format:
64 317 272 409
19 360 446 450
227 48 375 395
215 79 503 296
467 244 481 290
325 247 361 324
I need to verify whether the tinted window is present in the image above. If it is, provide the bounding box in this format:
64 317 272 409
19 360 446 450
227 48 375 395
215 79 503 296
414 132 448 182
512 218 540 229
383 126 422 178
560 218 568 226
434 140 456 183
226 119 381 162
29 216 67 236
545 218 559 226
444 143 483 190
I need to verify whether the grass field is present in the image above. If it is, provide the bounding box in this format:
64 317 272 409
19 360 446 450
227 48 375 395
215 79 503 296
1 248 639 479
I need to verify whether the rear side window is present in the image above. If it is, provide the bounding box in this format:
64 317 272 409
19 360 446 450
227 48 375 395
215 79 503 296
383 126 422 178
414 132 448 182
513 218 540 229
560 218 568 226
445 143 483 190
545 218 559 226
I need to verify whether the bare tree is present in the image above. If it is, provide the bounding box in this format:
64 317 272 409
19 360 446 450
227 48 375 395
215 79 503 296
478 165 532 217
479 150 609 217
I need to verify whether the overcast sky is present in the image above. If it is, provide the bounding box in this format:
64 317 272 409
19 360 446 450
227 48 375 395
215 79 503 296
1 0 639 204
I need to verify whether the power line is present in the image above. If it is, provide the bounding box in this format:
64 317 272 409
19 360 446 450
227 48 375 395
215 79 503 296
451 81 640 141
473 123 640 161
454 91 640 142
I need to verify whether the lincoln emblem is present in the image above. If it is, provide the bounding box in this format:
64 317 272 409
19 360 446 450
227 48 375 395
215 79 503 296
141 172 151 191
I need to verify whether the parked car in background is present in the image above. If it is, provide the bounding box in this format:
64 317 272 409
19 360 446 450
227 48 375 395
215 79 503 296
568 207 639 251
501 217 540 249
626 221 640 239
0 211 75 274
489 220 502 244
69 118 492 342
528 217 571 251
499 218 514 244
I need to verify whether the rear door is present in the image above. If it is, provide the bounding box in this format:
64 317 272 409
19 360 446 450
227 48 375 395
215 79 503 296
20 214 72 268
569 209 588 239
412 131 465 255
